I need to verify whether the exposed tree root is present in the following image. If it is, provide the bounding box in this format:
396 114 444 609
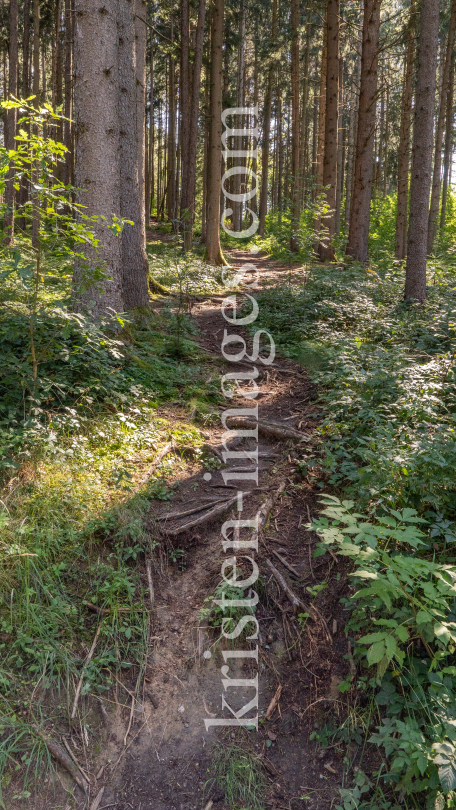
134 441 176 490
33 727 89 794
224 416 310 442
161 493 248 536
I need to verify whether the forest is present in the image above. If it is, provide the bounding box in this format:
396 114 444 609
1 0 456 807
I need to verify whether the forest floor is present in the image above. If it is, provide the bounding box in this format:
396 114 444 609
87 240 353 810
2 233 361 810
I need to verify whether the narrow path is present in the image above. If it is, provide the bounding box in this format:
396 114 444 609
98 246 350 810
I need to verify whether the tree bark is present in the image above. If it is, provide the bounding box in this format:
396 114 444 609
117 0 149 309
72 0 123 317
17 0 31 231
63 0 73 187
166 43 176 225
181 0 206 250
4 0 18 244
313 11 327 237
204 0 226 266
201 64 210 242
318 0 339 262
233 0 246 233
335 57 344 234
136 2 148 254
440 53 455 233
179 0 190 238
345 0 381 264
404 0 440 302
289 0 300 252
22 0 31 98
31 0 40 248
258 0 277 236
395 9 415 259
427 0 456 253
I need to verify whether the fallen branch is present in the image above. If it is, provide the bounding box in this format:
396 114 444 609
71 622 103 719
271 548 300 578
265 684 282 720
134 441 175 490
265 559 304 613
255 481 286 535
224 417 310 443
161 493 247 536
33 727 89 793
145 559 154 609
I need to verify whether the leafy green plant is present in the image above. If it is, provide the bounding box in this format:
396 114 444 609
199 578 256 640
311 496 456 676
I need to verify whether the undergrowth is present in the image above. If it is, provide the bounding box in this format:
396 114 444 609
253 255 456 808
0 234 223 803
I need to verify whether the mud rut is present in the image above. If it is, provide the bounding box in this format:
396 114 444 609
71 248 352 810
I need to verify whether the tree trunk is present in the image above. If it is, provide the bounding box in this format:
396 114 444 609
72 0 123 317
427 0 456 253
201 64 209 242
4 0 18 244
313 13 327 233
311 84 318 197
204 0 226 265
233 0 246 233
383 82 389 196
404 0 440 302
118 0 149 309
136 2 148 258
259 0 277 236
318 0 339 262
395 8 415 260
22 0 30 97
179 0 190 238
345 38 361 229
250 37 259 215
17 0 31 231
149 39 155 219
335 57 344 234
63 0 73 187
345 0 381 264
277 87 283 216
182 0 206 250
166 21 176 225
289 0 300 252
31 0 40 248
316 16 327 196
440 53 455 233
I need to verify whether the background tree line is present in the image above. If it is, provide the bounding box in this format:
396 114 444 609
0 0 455 308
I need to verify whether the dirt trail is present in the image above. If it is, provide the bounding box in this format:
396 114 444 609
88 245 351 810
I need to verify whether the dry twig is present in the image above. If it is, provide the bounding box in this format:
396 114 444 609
135 441 175 490
145 559 154 609
265 685 282 720
71 622 103 719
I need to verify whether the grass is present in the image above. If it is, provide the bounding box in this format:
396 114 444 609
211 742 267 810
0 235 229 802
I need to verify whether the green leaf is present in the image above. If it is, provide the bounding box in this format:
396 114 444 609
367 640 386 665
416 610 433 624
438 761 456 793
